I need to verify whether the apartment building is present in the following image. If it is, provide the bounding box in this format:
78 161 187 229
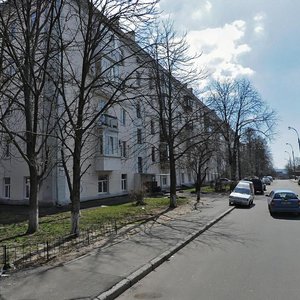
0 0 223 206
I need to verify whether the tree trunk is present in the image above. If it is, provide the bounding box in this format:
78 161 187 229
196 190 201 202
71 198 80 236
70 138 82 236
26 167 39 234
169 151 177 208
230 151 238 181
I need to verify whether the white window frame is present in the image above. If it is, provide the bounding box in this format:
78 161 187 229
104 134 119 156
4 177 10 198
120 141 127 158
98 175 109 194
121 174 127 191
120 108 126 126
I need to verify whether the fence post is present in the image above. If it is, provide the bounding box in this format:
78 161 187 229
3 245 11 271
114 219 117 234
46 241 49 261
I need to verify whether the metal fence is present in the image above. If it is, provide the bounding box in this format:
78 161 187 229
1 216 143 271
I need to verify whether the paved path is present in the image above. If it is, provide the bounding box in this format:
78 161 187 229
0 194 233 300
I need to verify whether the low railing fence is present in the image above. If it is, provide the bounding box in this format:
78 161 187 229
1 216 148 271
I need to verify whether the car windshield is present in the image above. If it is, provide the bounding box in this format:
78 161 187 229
274 192 297 200
234 187 250 195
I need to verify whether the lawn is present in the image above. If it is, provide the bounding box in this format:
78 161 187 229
0 196 189 247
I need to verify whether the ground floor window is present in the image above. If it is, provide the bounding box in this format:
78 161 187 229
121 174 127 191
4 177 10 198
98 175 109 193
162 176 167 186
24 177 30 199
181 173 185 183
138 157 143 173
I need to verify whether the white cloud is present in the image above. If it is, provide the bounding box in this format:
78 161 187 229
186 20 254 81
205 1 212 12
191 1 212 21
253 12 266 35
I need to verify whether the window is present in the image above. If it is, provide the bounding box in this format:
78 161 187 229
136 103 141 118
120 108 126 125
121 174 127 191
136 71 141 86
98 100 106 112
30 12 36 29
137 129 142 144
188 173 192 182
3 177 10 198
9 22 16 40
177 112 182 123
98 175 108 193
149 75 153 89
162 176 167 186
24 177 30 199
151 147 156 162
181 173 185 183
150 120 155 134
120 141 127 158
4 139 10 158
105 134 119 156
138 157 143 173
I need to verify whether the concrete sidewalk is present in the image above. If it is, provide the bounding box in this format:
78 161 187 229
0 195 234 300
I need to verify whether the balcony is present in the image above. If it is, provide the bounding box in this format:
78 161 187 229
95 155 121 171
99 114 118 129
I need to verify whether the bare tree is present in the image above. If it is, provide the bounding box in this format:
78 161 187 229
0 0 62 233
206 78 277 181
140 19 208 208
239 129 274 178
53 0 158 235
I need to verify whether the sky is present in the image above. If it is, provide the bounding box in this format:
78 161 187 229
158 0 300 169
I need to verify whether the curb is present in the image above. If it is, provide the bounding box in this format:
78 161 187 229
95 206 235 300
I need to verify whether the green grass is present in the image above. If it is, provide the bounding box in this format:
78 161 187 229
0 196 188 247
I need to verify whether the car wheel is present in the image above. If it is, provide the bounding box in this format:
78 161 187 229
229 201 233 206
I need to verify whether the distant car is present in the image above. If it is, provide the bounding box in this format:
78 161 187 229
298 178 300 185
229 180 254 207
262 176 271 185
267 189 300 215
267 176 273 182
219 178 231 184
250 178 264 195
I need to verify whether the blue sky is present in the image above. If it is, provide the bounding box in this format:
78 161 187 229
158 0 300 169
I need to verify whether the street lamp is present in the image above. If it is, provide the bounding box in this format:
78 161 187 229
286 143 295 173
288 126 300 155
285 150 292 169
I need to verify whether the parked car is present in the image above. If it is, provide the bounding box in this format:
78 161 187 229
298 178 300 185
229 180 254 207
267 189 300 215
219 178 231 184
262 176 271 185
250 178 265 194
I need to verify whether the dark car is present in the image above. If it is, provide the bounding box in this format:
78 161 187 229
267 189 300 215
244 178 264 194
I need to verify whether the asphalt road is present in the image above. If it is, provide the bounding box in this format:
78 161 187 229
117 179 300 300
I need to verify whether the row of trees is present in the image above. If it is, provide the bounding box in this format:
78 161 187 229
0 0 277 236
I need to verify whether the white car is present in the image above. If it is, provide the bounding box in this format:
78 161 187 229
229 180 255 207
262 176 271 185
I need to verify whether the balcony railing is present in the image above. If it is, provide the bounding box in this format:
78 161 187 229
99 114 118 129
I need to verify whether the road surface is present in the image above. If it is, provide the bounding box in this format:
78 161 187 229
118 179 300 300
